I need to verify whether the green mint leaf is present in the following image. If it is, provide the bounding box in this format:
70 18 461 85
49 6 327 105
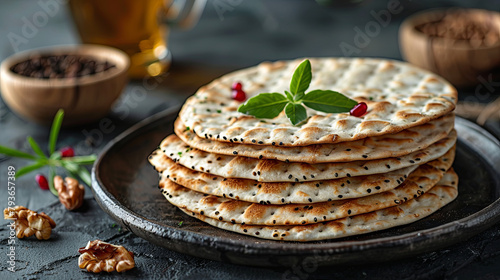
294 91 305 102
15 161 47 178
0 145 37 160
49 109 64 155
285 103 307 126
237 59 363 126
238 93 288 119
302 90 358 113
289 59 312 95
27 136 47 159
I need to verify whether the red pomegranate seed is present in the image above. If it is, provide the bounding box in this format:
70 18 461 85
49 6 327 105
350 102 367 117
60 146 74 157
36 174 49 190
232 89 247 102
232 82 243 91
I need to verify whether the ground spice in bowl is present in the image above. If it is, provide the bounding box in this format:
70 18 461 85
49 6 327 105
10 55 116 79
415 10 500 48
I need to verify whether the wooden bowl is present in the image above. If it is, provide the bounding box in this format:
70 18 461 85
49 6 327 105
399 8 500 87
0 45 129 125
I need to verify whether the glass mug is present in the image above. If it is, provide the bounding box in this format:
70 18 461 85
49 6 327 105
68 0 206 78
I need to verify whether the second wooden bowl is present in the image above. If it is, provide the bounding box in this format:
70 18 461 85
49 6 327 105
399 8 500 87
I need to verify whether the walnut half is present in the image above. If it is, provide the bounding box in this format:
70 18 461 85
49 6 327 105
3 206 56 240
78 240 135 273
54 176 84 210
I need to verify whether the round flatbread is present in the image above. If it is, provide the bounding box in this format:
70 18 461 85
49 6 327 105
179 58 457 146
159 163 451 226
155 130 456 182
149 146 455 204
174 113 454 163
178 169 459 241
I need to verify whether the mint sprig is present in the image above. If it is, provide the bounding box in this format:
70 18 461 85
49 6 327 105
237 59 358 125
0 109 96 196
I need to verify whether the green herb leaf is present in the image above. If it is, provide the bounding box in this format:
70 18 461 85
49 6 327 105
285 103 307 125
238 93 288 119
294 91 305 102
0 109 96 197
236 59 360 126
0 145 37 160
15 161 47 178
302 90 358 113
48 166 58 196
49 110 64 155
27 137 47 159
178 221 184 227
289 59 312 95
50 152 62 160
61 161 92 186
62 155 97 165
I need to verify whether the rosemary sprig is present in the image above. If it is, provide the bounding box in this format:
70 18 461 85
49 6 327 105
0 109 96 196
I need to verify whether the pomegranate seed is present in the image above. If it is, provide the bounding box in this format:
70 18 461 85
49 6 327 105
232 89 247 102
232 82 243 91
60 146 74 157
36 174 49 190
350 102 368 117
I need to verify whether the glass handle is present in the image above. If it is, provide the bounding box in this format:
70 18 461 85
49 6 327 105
163 0 207 28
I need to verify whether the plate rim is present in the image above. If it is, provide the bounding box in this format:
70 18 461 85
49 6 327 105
91 111 500 258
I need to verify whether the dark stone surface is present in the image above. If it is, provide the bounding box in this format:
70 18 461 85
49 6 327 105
0 0 500 279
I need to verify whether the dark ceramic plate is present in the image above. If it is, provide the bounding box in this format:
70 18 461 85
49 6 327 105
92 108 500 267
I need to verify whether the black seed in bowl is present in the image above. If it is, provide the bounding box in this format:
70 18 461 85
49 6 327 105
10 54 116 79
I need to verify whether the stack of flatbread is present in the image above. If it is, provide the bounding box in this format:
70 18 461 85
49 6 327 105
149 58 458 242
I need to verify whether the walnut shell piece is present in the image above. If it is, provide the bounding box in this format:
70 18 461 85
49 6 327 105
54 176 85 210
3 206 56 240
78 240 135 273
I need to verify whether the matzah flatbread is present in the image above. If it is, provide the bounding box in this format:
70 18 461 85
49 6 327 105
156 130 456 182
159 163 450 226
174 113 454 163
179 58 457 146
149 146 455 204
178 169 458 241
